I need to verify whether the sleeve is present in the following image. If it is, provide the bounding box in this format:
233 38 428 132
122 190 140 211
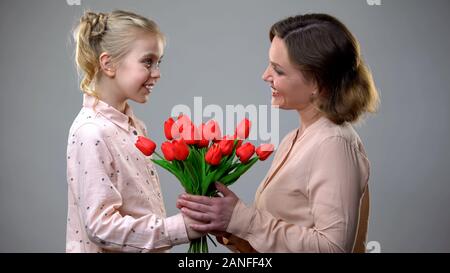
226 136 369 253
71 123 189 252
217 234 257 253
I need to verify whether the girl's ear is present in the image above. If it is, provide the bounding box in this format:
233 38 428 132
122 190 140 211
99 52 115 78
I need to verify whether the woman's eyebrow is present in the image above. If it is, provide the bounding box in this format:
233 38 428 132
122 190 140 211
270 61 283 69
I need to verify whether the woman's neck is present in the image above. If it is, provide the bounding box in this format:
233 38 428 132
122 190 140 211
297 104 323 134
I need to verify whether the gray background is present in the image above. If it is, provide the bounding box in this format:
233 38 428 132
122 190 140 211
1 0 449 253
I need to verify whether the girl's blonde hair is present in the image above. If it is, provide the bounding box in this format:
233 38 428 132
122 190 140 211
73 10 165 96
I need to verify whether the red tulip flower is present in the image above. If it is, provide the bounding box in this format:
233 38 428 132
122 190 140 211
176 114 193 132
236 140 243 149
231 134 243 149
143 116 273 253
181 123 200 145
161 141 176 161
164 117 179 140
175 114 191 133
196 123 210 148
175 115 199 145
135 136 156 156
256 143 274 161
205 144 222 166
218 135 234 156
177 113 192 124
236 142 255 163
203 119 222 142
172 139 190 161
235 118 251 139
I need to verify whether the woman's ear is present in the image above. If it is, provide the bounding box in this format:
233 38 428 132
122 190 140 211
310 81 319 96
99 52 115 78
309 81 322 102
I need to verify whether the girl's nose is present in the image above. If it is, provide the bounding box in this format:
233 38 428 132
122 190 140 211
150 68 161 79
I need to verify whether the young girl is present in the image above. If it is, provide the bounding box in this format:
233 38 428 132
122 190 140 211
66 10 200 253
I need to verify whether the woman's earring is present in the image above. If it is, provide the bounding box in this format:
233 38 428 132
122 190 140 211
310 92 318 102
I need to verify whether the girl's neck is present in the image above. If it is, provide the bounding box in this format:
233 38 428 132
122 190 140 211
95 80 127 114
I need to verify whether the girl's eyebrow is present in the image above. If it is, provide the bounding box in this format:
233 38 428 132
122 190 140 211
141 53 164 60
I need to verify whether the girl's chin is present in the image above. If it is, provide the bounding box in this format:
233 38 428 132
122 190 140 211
131 95 149 104
140 95 150 103
271 97 284 108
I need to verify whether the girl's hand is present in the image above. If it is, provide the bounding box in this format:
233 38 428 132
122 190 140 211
181 214 206 240
176 182 239 233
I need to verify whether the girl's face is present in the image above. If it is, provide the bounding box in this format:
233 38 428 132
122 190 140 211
261 36 317 111
114 33 164 104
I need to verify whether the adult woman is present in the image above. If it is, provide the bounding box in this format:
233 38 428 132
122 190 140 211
177 13 378 252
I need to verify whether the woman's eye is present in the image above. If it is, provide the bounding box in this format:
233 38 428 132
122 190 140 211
274 68 284 75
272 65 284 75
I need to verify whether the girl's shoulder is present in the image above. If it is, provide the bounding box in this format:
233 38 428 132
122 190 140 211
68 107 115 141
132 116 148 136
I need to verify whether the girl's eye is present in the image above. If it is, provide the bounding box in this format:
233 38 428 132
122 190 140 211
144 59 162 70
144 60 153 68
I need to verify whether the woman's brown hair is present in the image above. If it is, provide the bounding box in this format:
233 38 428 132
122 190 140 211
270 14 379 124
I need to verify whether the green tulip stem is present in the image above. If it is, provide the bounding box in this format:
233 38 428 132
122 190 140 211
153 151 164 160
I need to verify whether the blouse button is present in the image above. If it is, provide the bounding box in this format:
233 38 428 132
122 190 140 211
133 130 138 135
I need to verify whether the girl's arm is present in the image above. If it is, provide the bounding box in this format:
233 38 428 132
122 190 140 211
69 123 194 252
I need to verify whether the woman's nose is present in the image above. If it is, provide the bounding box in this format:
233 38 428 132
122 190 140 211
261 66 271 82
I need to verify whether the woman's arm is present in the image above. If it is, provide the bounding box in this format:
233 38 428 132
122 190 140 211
226 136 369 252
179 136 369 252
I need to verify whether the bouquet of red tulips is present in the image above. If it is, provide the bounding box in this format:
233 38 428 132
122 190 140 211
134 114 274 253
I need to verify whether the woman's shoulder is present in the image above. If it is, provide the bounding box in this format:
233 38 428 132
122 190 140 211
317 119 362 144
313 118 367 157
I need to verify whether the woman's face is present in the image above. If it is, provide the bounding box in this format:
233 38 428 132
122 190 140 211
262 36 317 111
114 33 164 104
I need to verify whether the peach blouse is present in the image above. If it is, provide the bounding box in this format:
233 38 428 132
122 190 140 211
226 116 371 252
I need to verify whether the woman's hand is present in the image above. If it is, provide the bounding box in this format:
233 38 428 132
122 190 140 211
176 182 239 233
